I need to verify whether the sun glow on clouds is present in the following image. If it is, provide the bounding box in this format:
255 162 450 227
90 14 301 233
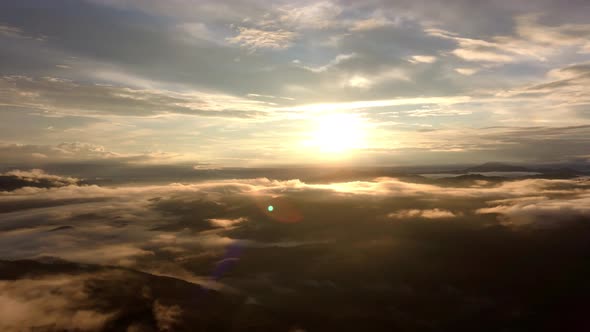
283 96 471 113
303 113 368 155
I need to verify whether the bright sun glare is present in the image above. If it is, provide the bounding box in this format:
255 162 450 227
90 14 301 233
306 113 367 154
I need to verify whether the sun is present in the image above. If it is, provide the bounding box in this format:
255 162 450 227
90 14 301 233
305 113 367 154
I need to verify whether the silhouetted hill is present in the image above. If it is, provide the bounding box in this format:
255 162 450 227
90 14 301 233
0 175 56 191
0 259 271 331
0 174 82 191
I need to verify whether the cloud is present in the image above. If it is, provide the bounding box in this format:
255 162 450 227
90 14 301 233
282 96 471 112
0 274 114 332
474 61 590 126
0 76 269 118
277 1 343 30
0 23 44 40
0 258 253 331
2 173 586 207
514 13 590 51
405 106 472 117
349 17 396 32
521 62 590 96
451 46 515 63
388 208 457 219
300 53 357 73
455 67 479 76
343 68 411 89
0 167 589 329
477 192 590 226
346 75 372 89
227 27 297 51
48 244 155 267
0 169 79 190
153 300 182 331
381 124 590 164
430 14 590 64
0 24 26 38
177 22 214 42
409 55 437 64
208 217 248 228
0 142 140 165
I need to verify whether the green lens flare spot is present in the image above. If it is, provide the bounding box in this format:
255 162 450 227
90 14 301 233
267 205 274 212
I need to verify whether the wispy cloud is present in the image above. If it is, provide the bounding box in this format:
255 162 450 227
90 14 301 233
282 96 471 112
430 14 590 64
0 76 270 118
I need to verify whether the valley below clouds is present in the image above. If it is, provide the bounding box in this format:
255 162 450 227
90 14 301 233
2 167 590 331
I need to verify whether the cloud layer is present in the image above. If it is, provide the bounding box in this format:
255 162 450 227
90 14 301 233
1 168 590 330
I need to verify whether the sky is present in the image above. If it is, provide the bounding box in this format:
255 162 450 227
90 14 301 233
1 0 590 167
3 2 590 330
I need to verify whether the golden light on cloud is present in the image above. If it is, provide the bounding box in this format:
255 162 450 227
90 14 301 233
303 113 367 155
283 96 471 113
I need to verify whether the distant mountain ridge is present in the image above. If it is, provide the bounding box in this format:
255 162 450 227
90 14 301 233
463 162 532 173
456 162 585 178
